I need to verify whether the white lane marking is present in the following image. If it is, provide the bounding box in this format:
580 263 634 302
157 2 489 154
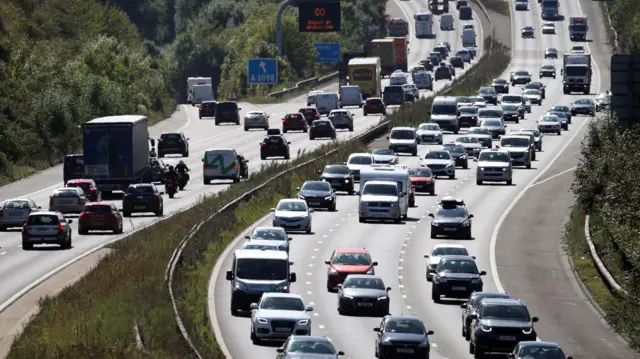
319 325 325 329
177 105 193 132
528 166 576 188
307 291 313 295
307 272 312 276
0 252 6 256
313 313 319 317
317 241 323 244
306 281 312 285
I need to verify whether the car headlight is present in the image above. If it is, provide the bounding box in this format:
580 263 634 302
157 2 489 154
460 155 467 159
502 168 507 172
257 317 268 324
235 282 248 290
446 164 453 168
479 167 485 171
342 295 353 299
481 325 492 332
281 285 289 292
377 296 388 301
462 221 470 227
432 222 439 226
381 338 393 345
522 327 533 334
321 179 327 182
344 179 350 183
389 203 397 207
418 341 429 348
438 277 448 283
471 278 482 284
325 196 333 200
298 319 309 325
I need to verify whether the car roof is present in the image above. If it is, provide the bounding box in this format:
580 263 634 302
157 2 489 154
440 255 475 261
345 274 382 280
86 115 146 125
29 211 60 216
243 239 281 246
391 126 415 131
348 152 373 158
278 198 306 204
501 135 529 139
480 148 510 154
55 187 80 192
67 179 93 183
519 341 561 348
480 298 525 306
290 335 332 343
433 243 466 249
128 183 154 187
234 249 289 260
470 291 511 299
385 315 423 321
161 131 182 135
261 292 303 299
85 202 113 206
336 247 369 254
253 226 286 232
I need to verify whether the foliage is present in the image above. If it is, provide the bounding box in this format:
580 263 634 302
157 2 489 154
606 0 640 53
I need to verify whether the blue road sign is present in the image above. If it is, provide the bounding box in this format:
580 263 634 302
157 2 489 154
248 58 278 85
315 43 341 63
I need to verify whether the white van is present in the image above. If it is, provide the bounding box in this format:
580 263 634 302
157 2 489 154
440 14 454 30
307 90 325 106
202 148 241 184
357 180 403 223
339 85 363 108
315 93 340 115
346 152 374 181
360 164 412 211
413 72 433 90
192 84 214 105
462 28 477 47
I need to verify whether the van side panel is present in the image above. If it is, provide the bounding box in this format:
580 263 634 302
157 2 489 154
203 150 239 179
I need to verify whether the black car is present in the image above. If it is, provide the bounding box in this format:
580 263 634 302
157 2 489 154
236 154 249 179
299 107 320 125
158 132 189 157
215 101 241 125
521 25 534 38
319 165 355 194
550 105 572 124
460 292 512 340
441 143 469 168
419 59 434 72
456 0 469 9
429 197 473 239
469 298 539 356
147 157 168 183
297 180 336 211
63 154 84 183
491 79 509 93
199 100 217 119
510 341 573 359
337 275 391 316
525 82 546 99
310 119 337 140
457 106 479 128
374 316 434 358
477 87 498 105
122 183 164 217
260 135 290 160
431 255 486 303
450 56 464 69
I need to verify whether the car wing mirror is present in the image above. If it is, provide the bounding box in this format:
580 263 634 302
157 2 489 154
288 141 291 144
225 271 234 280
386 286 392 291
424 254 430 258
160 192 165 195
119 208 123 212
250 303 258 310
270 208 275 212
325 260 331 264
427 213 434 218
67 219 73 224
37 206 42 209
244 235 250 239
532 316 539 322
373 327 381 332
309 209 314 213
468 214 474 218
427 330 434 335
288 237 293 241
460 303 467 308
473 158 478 162
276 348 284 353
480 271 487 276
338 351 345 356
372 261 379 266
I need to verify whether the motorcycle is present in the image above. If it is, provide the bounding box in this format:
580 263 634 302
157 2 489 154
165 178 177 198
178 171 190 190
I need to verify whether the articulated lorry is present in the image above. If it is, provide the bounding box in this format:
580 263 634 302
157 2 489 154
371 39 397 77
561 54 592 94
568 16 588 41
83 115 150 194
387 18 409 37
387 37 409 72
348 57 382 99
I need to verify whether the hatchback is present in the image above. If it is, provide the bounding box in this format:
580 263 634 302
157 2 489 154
122 183 164 217
282 113 309 133
363 98 386 116
0 198 41 230
78 202 124 234
243 111 269 131
65 178 101 202
22 211 73 250
49 187 88 214
309 120 337 140
199 100 217 119
299 107 321 125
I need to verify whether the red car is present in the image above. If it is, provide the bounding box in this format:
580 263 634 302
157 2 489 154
282 113 309 133
409 166 436 196
78 202 123 234
65 179 101 202
298 107 320 125
325 248 378 291
363 97 386 116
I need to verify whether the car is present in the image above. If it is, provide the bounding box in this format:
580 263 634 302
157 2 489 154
198 100 217 119
544 47 558 59
374 316 434 358
298 107 320 125
158 132 189 157
435 65 452 80
571 98 596 116
460 292 512 340
388 126 418 155
282 112 309 133
476 148 513 185
63 154 84 183
510 70 531 85
477 87 498 105
337 274 390 315
521 25 534 38
431 255 486 302
325 248 377 291
428 197 473 239
236 153 250 179
319 164 355 194
410 65 427 77
509 130 537 159
267 128 282 136
465 46 477 59
546 111 569 130
271 199 313 233
424 244 469 280
456 136 483 157
389 72 408 85
276 336 344 358
429 52 443 64
0 198 41 230
456 49 472 63
403 84 420 100
539 64 556 79
241 240 280 251
245 226 291 252
442 143 469 169
595 91 611 111
64 179 101 202
491 78 509 94
372 148 399 165
328 109 354 131
122 183 163 217
571 45 586 54
345 153 373 181
537 115 562 135
309 119 337 140
457 105 479 128
296 180 336 211
457 0 469 9
450 56 465 68
501 104 521 123
416 123 444 144
469 298 539 356
214 101 241 125
78 202 123 234
468 127 493 148
249 293 313 343
523 89 543 105
542 22 555 34
420 149 456 179
478 108 507 138
438 41 452 51
434 45 449 57
21 211 73 250
49 187 88 214
519 128 543 151
363 97 386 116
147 157 168 183
260 135 291 160
408 166 436 195
509 341 574 359
243 111 270 131
514 0 528 10
525 82 546 98
498 135 533 168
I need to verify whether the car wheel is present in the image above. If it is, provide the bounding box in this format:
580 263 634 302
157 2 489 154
123 210 131 217
22 241 33 250
557 130 561 135
251 326 261 345
476 180 483 185
78 228 88 235
156 206 163 216
507 179 513 185
244 127 249 131
284 153 290 160
526 162 531 169
469 341 475 354
306 227 311 234
463 163 468 169
430 230 437 239
431 288 440 303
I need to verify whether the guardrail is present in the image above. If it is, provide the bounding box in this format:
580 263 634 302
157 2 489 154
599 2 620 52
267 71 339 98
584 215 629 296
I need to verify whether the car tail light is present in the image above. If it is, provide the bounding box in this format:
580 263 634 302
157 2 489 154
231 164 236 170
261 143 266 147
49 197 54 206
90 187 96 192
57 222 65 232
79 212 87 219
311 127 316 131
199 107 203 111
357 92 361 97
152 195 159 202
123 195 129 204
23 223 28 231
282 118 287 122
315 114 319 119
280 143 286 147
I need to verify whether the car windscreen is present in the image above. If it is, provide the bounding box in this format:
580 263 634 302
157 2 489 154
501 137 529 147
432 247 468 256
332 252 371 265
276 202 307 212
343 277 385 290
236 258 288 280
348 156 372 165
243 243 279 251
373 149 394 155
161 133 181 140
313 121 332 128
260 297 304 311
53 189 80 197
419 124 440 131
3 200 30 209
552 106 569 112
481 304 530 321
367 99 383 105
458 107 478 115
201 102 217 109
287 340 336 354
518 347 565 359
66 182 92 193
479 110 503 118
301 182 331 191
501 104 518 111
251 228 286 241
470 128 490 135
478 152 510 162
127 186 154 194
482 119 502 127
432 104 457 115
501 95 521 103
524 89 540 95
437 259 478 274
83 205 112 213
478 88 496 94
442 145 465 153
323 166 350 175
515 71 529 76
384 319 425 335
456 137 477 144
425 151 450 159
408 168 433 177
390 130 415 139
436 207 468 217
362 184 398 196
27 215 59 225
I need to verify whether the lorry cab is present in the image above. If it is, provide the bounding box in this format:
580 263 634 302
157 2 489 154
202 148 241 184
359 165 412 217
462 28 477 47
226 249 296 314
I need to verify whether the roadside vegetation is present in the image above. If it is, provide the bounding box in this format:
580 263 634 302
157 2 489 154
604 0 640 53
481 0 511 17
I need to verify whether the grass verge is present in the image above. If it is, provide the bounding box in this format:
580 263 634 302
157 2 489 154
481 0 511 17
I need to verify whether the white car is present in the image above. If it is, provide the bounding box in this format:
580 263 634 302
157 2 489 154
245 226 291 252
250 293 313 344
455 136 483 157
523 89 543 105
420 149 456 179
537 115 562 135
424 244 470 281
372 148 399 165
570 45 586 54
271 199 313 234
542 22 555 34
389 73 408 85
476 148 513 185
416 123 444 144
307 90 325 106
468 127 493 148
346 153 374 181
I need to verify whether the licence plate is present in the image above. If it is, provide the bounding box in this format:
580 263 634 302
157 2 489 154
500 336 516 341
444 228 457 231
309 202 320 206
452 286 467 291
61 200 73 205
275 327 292 333
92 220 104 225
357 302 374 307
396 147 406 151
135 206 145 210
37 228 48 232
397 348 414 354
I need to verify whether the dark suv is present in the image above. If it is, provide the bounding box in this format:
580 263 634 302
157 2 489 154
215 101 241 125
122 183 164 217
469 298 539 357
431 255 486 303
319 164 355 194
158 132 189 157
260 135 291 160
460 292 512 340
199 100 217 119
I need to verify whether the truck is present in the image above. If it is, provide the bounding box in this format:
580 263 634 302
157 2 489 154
387 37 409 72
462 28 477 47
186 77 212 104
561 54 592 94
540 0 559 20
429 0 449 14
387 18 409 37
83 115 150 194
348 57 382 99
371 39 396 77
569 16 588 41
339 51 367 87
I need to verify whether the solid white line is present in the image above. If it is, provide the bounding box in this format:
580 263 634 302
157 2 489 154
176 105 193 132
527 166 576 189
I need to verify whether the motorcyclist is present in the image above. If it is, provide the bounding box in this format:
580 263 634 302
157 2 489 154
176 160 189 175
149 147 157 158
166 165 179 185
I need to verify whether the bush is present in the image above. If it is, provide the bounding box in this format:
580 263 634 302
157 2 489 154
606 0 640 53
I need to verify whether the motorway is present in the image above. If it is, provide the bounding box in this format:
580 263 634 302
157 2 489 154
208 0 619 359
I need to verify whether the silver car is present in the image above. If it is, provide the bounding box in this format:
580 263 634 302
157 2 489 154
0 198 41 230
519 128 543 151
245 226 292 252
271 199 313 234
402 84 420 99
277 336 345 358
244 111 270 131
510 70 531 85
420 150 456 178
250 293 313 343
328 110 354 131
21 211 73 250
537 115 562 135
523 89 543 105
468 127 493 148
455 136 483 157
49 187 88 214
475 148 513 185
416 123 444 144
